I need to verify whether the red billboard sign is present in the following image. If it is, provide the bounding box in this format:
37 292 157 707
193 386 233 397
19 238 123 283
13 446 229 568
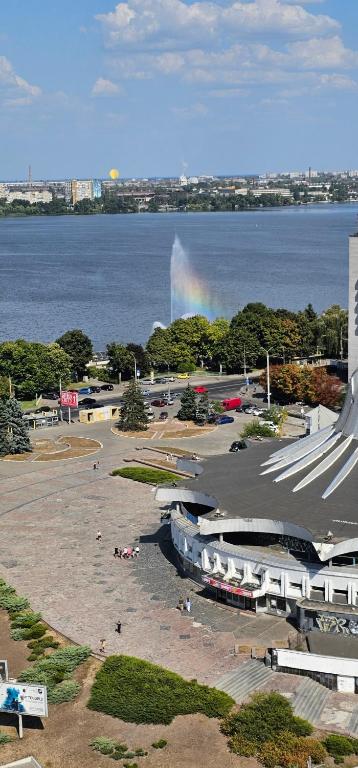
60 391 78 408
202 575 253 598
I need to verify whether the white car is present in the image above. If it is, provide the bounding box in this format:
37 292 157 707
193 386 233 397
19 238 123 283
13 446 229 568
147 412 155 421
259 420 279 432
163 398 174 406
252 408 264 416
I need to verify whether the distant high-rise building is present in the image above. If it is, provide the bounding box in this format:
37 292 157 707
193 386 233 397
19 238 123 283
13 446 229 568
92 179 102 198
71 179 94 204
349 235 358 380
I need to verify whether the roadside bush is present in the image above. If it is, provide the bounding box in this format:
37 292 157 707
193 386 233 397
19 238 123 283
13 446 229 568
88 655 234 725
222 692 313 746
19 645 91 692
11 611 41 629
27 636 60 660
111 467 179 485
11 623 47 641
90 737 117 755
47 680 81 704
240 422 277 439
177 361 196 373
323 734 356 757
0 592 29 613
0 733 12 745
259 732 326 768
152 739 167 749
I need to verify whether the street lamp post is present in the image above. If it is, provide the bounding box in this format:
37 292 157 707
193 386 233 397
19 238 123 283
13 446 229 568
261 347 274 409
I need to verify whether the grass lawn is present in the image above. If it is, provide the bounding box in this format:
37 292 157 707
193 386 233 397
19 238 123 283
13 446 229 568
20 399 38 411
111 467 179 484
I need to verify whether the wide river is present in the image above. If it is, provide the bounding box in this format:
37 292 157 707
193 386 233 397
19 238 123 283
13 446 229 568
0 204 357 349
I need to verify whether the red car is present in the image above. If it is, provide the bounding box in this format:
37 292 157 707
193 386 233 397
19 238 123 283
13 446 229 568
151 399 166 407
194 386 208 394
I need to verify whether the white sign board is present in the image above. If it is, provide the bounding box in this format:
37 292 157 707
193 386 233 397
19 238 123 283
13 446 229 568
337 675 355 694
0 682 48 717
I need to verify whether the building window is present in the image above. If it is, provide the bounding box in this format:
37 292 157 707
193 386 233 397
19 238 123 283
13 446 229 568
270 577 280 585
333 589 348 605
310 586 325 602
289 582 302 590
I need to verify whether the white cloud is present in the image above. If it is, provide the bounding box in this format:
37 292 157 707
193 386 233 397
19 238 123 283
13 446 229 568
172 101 208 118
92 77 122 96
287 36 358 70
0 55 41 106
96 0 339 49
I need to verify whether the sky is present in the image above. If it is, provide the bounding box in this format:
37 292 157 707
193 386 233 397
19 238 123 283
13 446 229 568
0 0 357 179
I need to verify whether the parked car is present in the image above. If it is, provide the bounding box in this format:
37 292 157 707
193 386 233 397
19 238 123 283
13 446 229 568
207 414 218 424
242 403 255 412
43 392 59 400
141 389 151 397
79 397 97 406
159 411 169 421
222 397 242 411
252 408 264 416
177 372 189 379
216 415 235 425
151 399 166 407
100 384 114 391
90 386 101 393
229 440 248 452
147 412 155 421
235 405 245 413
259 420 279 433
34 406 53 413
194 386 208 394
78 387 92 394
163 398 174 406
168 376 175 382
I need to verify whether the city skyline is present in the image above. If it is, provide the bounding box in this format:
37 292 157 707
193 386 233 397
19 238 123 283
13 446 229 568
0 1 357 179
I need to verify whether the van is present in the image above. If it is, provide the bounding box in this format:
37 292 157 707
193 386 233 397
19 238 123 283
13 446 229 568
222 397 242 411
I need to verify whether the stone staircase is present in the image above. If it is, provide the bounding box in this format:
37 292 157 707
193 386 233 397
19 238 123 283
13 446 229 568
215 659 274 703
292 677 329 724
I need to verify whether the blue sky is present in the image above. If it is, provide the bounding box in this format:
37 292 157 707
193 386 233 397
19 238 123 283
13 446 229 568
1 0 357 179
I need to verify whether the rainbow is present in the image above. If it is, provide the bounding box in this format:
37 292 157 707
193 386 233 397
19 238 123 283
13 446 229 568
170 235 221 322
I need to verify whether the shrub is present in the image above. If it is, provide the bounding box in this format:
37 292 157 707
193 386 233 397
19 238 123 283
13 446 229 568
48 680 81 704
0 732 12 745
0 593 29 612
259 733 326 768
241 422 277 439
27 636 60 660
12 623 47 641
11 611 41 629
88 655 234 725
222 692 313 748
90 736 117 755
111 467 179 485
19 645 90 692
323 734 355 757
152 739 167 749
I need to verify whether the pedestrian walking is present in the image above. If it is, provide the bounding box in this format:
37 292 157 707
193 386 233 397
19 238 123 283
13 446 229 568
116 621 122 634
186 597 192 613
96 460 100 469
93 462 97 470
96 530 102 542
134 546 140 557
99 638 106 654
114 547 119 558
177 596 184 612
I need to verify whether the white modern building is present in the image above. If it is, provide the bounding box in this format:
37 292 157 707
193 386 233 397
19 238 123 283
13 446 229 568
157 369 358 637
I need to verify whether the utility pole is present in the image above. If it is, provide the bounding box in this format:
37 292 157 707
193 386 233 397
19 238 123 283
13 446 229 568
243 345 247 379
266 350 271 409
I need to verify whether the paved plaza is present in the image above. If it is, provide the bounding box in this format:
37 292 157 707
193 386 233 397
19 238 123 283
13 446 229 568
2 418 358 733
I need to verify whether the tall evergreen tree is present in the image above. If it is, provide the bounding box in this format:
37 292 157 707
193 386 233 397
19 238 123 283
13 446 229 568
195 392 210 424
117 381 148 432
0 399 31 456
177 386 197 422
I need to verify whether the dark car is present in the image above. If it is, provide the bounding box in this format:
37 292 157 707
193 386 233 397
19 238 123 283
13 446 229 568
35 406 53 413
159 411 169 421
207 414 218 424
43 392 59 400
90 386 101 393
151 399 166 407
79 397 97 406
229 440 247 452
235 405 245 413
216 415 235 425
242 403 255 412
101 384 114 391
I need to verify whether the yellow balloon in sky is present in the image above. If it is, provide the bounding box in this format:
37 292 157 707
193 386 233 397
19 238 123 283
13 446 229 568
109 168 120 180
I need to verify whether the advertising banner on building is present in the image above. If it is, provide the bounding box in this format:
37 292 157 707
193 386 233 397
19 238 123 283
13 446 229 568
0 683 48 717
202 575 253 597
60 390 78 408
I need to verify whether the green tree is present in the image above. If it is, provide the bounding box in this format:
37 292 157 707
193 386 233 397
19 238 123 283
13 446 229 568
0 399 32 456
117 381 148 431
56 330 93 379
146 327 173 369
107 343 134 381
195 392 209 423
126 343 151 377
177 386 197 422
0 376 10 401
0 340 71 399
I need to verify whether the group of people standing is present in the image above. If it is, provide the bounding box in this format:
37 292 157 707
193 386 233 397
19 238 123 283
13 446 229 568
177 596 192 613
113 546 139 558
